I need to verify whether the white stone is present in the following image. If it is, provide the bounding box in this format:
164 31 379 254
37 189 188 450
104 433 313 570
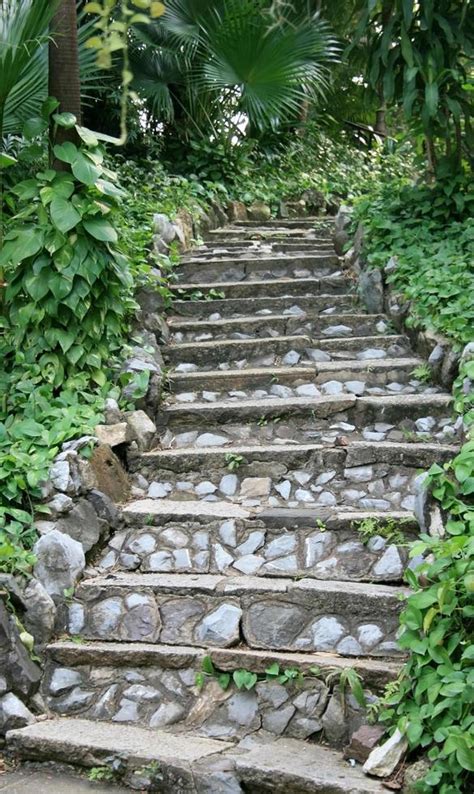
172 548 192 569
50 667 82 695
175 392 197 402
293 470 312 485
320 380 343 395
219 474 239 496
337 636 363 655
305 349 331 362
372 545 403 578
345 380 366 395
265 535 296 560
202 391 219 402
316 471 336 485
322 325 352 337
304 532 334 566
311 617 345 650
175 362 198 373
363 728 408 777
49 460 71 492
401 495 416 511
356 348 387 360
195 603 242 644
195 481 218 496
344 465 373 483
148 551 173 571
274 480 292 500
214 543 234 572
263 555 298 574
282 350 300 365
219 520 237 547
317 491 336 506
196 433 229 447
233 554 265 574
415 416 436 432
295 384 321 397
358 624 384 649
160 528 188 547
147 482 171 499
236 531 265 555
270 384 294 399
295 489 314 502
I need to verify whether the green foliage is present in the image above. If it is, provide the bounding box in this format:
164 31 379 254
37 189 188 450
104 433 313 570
1 113 135 385
88 766 115 782
376 441 474 792
197 655 367 710
128 0 340 137
351 0 473 175
353 517 408 547
354 177 474 347
225 453 245 471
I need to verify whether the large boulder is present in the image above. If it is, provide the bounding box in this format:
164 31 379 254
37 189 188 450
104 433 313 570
247 201 271 222
0 692 36 734
227 201 247 222
23 578 56 647
0 600 42 699
33 530 85 598
359 268 384 313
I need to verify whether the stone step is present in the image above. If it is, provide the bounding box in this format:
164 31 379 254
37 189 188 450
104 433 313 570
168 312 389 343
101 500 415 581
176 253 339 283
184 239 334 255
41 641 398 747
164 334 410 370
157 394 456 447
7 718 386 793
133 441 456 512
166 357 432 393
171 275 349 300
171 294 356 318
6 718 235 791
69 572 406 656
233 218 333 229
235 738 387 793
205 228 329 241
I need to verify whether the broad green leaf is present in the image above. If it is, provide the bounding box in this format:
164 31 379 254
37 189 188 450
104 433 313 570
83 218 118 242
50 197 81 234
0 153 17 169
53 142 78 165
71 151 100 185
425 83 439 117
23 116 48 140
53 112 77 129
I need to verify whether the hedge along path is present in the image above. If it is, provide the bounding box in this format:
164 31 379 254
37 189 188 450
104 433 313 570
8 217 461 791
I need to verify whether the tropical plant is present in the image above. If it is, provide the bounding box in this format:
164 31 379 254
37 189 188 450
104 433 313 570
128 0 340 140
0 1 107 138
350 0 473 177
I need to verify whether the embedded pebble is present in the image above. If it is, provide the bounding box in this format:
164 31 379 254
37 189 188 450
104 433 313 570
295 384 321 397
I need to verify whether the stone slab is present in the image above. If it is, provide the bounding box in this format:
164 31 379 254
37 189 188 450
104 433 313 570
235 737 386 793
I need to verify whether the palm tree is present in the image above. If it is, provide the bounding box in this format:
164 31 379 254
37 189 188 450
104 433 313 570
49 0 82 129
129 0 341 141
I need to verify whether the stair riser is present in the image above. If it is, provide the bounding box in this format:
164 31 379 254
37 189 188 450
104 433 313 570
168 360 427 391
161 394 453 428
41 652 378 748
164 335 409 369
100 517 411 582
186 240 333 254
177 257 338 284
171 295 355 317
70 583 403 657
131 453 444 514
205 230 331 242
169 314 387 342
172 277 349 300
233 219 333 228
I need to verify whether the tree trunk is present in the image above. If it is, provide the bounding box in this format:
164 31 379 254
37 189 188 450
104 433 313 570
49 0 81 164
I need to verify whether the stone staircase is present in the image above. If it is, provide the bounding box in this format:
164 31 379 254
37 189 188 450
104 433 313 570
8 218 461 791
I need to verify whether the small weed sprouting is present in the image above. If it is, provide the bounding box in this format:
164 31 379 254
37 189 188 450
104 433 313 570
225 453 246 471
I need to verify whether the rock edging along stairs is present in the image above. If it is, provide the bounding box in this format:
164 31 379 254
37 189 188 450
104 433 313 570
8 218 461 791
